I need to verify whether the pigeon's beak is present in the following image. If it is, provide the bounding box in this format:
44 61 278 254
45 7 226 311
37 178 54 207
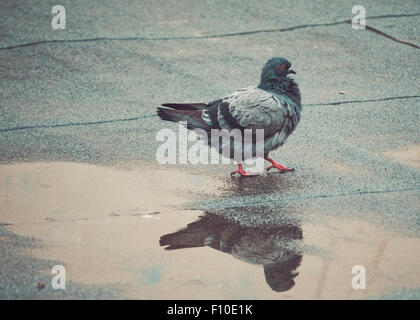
288 69 296 74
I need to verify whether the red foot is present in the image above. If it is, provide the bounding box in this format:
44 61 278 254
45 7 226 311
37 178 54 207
266 158 295 173
231 164 259 177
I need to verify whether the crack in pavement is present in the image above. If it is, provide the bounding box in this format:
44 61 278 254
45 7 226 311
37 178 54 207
2 211 166 226
192 186 420 211
0 13 419 51
304 95 420 107
1 95 419 133
0 114 156 132
362 23 420 49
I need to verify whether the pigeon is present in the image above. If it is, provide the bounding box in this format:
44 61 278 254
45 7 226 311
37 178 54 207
157 57 301 176
160 212 303 292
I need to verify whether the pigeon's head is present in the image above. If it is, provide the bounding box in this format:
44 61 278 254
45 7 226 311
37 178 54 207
260 57 296 82
263 254 302 292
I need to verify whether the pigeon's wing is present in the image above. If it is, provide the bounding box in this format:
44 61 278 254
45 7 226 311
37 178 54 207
204 87 297 138
158 87 300 147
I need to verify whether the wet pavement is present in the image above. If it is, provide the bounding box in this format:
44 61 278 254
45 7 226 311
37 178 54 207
1 0 420 299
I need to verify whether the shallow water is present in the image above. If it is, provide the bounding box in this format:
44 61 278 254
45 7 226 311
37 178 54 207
1 162 419 299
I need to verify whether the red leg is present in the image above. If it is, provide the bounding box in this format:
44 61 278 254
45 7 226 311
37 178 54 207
265 158 295 173
231 164 259 177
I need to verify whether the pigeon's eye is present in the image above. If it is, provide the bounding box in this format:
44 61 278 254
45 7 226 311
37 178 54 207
280 65 285 70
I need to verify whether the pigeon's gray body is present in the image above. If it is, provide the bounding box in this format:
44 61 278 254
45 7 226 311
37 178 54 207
157 57 301 161
206 86 301 155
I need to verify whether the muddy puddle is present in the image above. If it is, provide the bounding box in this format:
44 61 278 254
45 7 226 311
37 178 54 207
1 162 419 299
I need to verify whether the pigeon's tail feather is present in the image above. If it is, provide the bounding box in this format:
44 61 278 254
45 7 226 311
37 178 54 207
161 103 207 110
157 106 212 131
160 215 226 251
159 230 208 250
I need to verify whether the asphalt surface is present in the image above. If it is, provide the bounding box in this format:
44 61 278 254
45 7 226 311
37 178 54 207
0 0 419 299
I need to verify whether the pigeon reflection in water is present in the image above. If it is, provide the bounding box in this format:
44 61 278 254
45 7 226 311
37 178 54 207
160 213 303 292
